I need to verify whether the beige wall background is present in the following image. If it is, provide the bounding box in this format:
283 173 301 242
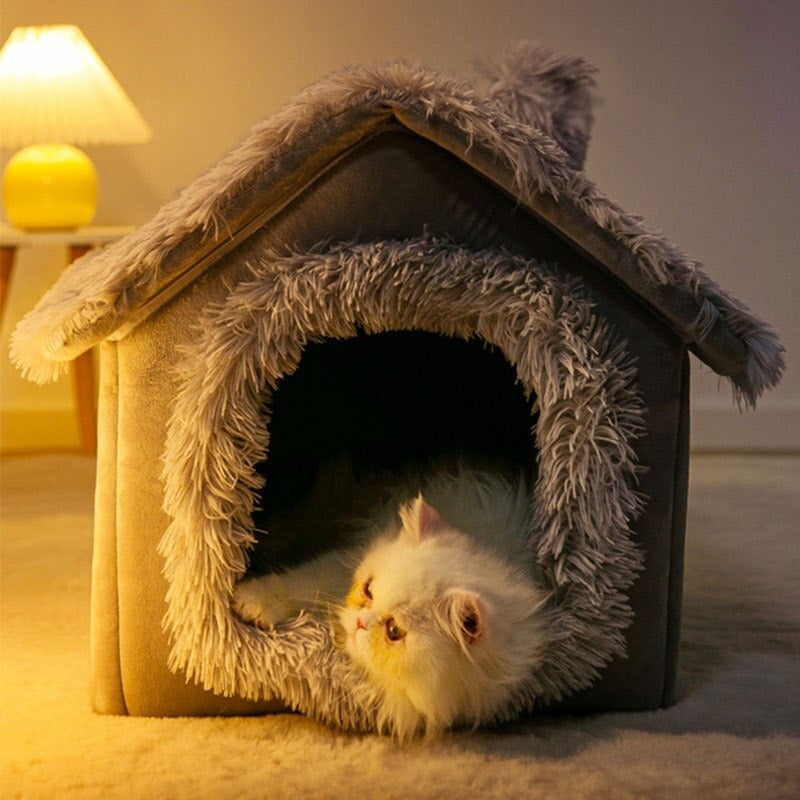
1 0 797 451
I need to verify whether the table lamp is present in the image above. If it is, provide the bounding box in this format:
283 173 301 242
0 25 152 230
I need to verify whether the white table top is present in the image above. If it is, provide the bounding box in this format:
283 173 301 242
1 224 135 247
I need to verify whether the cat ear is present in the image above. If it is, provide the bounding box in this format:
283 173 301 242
399 494 448 543
418 496 448 540
441 590 484 648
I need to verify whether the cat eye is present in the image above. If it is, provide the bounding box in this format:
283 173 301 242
384 616 406 642
362 579 373 601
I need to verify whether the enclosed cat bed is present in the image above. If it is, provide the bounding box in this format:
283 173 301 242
11 44 783 729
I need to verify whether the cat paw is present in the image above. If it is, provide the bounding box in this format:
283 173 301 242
232 574 292 629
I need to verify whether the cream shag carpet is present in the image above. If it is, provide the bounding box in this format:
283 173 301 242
1 454 799 799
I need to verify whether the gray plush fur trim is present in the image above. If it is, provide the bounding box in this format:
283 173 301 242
159 237 645 732
10 44 783 405
476 41 597 170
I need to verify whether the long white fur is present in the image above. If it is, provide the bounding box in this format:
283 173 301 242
342 476 550 741
235 470 552 741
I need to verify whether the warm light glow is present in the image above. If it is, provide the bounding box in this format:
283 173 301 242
0 25 152 229
0 25 152 147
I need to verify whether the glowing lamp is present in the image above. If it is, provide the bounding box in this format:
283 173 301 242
0 25 151 230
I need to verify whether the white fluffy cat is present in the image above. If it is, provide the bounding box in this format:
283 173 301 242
232 470 550 740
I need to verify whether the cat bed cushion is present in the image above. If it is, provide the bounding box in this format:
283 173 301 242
160 237 645 730
10 45 783 728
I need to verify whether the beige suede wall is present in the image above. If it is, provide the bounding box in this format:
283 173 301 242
1 0 797 451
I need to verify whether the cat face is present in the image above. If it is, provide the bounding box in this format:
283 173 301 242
341 529 482 683
338 494 546 739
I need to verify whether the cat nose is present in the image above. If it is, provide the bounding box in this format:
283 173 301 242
357 617 366 631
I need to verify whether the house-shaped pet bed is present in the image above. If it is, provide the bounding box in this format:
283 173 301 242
12 45 783 731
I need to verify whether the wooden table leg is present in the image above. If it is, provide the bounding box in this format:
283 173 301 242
1 244 15 319
68 244 97 455
73 350 97 455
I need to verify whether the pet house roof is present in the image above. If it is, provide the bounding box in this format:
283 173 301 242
11 44 783 407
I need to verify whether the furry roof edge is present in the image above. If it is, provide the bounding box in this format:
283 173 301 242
9 42 784 406
475 41 598 171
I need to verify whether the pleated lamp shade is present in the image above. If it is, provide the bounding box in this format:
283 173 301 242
0 25 152 229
